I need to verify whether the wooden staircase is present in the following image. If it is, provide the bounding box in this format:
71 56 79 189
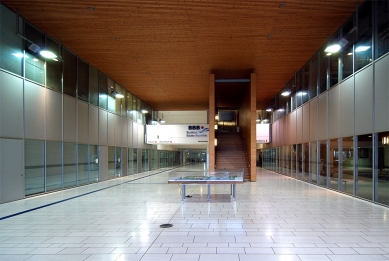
215 132 250 181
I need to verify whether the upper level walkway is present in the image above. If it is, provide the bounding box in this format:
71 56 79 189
0 164 389 261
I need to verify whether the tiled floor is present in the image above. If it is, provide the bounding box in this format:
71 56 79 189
1 164 389 261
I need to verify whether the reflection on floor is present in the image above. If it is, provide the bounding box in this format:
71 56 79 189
0 164 389 261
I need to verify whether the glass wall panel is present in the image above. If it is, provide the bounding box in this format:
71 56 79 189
0 5 23 75
377 131 389 205
89 145 99 183
152 149 158 170
318 48 327 94
63 142 77 188
115 147 122 177
107 78 115 113
142 149 149 171
341 137 355 194
291 145 296 178
357 134 373 200
25 139 45 196
303 143 309 181
127 148 140 175
46 141 62 191
108 146 115 179
356 1 373 71
297 144 303 179
160 151 167 168
24 22 45 85
89 65 99 106
302 64 311 102
127 93 133 120
318 141 327 186
78 144 89 185
377 0 389 59
310 142 318 184
45 36 61 91
115 82 123 116
62 47 77 97
99 71 107 110
327 34 339 87
77 58 89 102
310 56 318 99
340 18 355 80
284 146 290 176
329 139 340 190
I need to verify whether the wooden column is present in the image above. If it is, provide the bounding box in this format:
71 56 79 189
209 74 215 171
250 73 257 181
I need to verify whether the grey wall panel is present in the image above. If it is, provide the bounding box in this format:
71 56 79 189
45 89 62 141
355 65 373 135
128 121 133 148
98 110 108 145
107 112 115 146
302 103 310 143
138 124 145 148
289 111 297 145
24 81 45 140
122 118 128 147
63 95 77 142
99 145 108 181
296 107 303 144
78 101 89 144
318 92 328 141
328 85 340 139
339 76 354 137
0 138 24 203
0 72 23 139
374 55 389 132
132 122 138 148
89 106 99 145
115 115 122 147
309 98 318 142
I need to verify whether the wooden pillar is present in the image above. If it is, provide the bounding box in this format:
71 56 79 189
250 73 257 181
209 74 215 171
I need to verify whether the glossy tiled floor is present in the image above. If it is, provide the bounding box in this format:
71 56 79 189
1 164 389 261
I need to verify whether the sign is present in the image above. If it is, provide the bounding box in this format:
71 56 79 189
146 124 209 144
256 123 271 143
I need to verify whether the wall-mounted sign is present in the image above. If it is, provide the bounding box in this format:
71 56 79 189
146 124 209 144
256 123 271 143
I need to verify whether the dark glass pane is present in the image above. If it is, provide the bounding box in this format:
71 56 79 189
108 146 115 179
99 71 107 109
357 134 373 200
377 1 389 58
89 65 99 106
77 58 89 102
25 139 45 196
24 22 45 84
46 141 62 191
341 137 354 195
329 139 340 190
302 64 310 103
318 141 327 186
340 18 355 79
377 131 389 205
309 55 318 98
115 147 122 177
0 5 23 75
62 47 77 97
107 77 115 113
318 48 327 94
89 145 99 183
63 142 77 188
45 36 61 91
78 144 89 185
356 2 373 70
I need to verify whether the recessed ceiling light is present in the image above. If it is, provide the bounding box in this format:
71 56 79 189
267 35 272 39
279 3 285 7
88 6 94 11
115 37 120 41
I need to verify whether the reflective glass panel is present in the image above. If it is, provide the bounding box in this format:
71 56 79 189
142 149 149 171
78 144 89 185
107 78 115 113
89 145 99 183
377 1 389 58
115 147 122 177
303 143 309 181
24 22 45 84
77 58 89 102
45 36 61 92
297 144 303 180
310 142 318 184
357 134 373 200
318 141 327 186
341 137 355 194
89 65 99 106
99 71 107 110
377 131 389 205
329 139 340 190
108 146 115 179
356 2 373 71
0 5 23 75
25 139 45 196
46 141 62 191
62 47 77 97
63 142 77 188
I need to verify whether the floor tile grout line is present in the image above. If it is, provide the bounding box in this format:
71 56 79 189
0 165 184 221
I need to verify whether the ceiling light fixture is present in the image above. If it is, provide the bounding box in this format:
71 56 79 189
281 91 291 96
355 45 370 52
296 91 307 96
108 86 124 98
324 44 341 53
266 108 273 112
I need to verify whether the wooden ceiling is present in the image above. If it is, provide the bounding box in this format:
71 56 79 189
2 0 361 111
